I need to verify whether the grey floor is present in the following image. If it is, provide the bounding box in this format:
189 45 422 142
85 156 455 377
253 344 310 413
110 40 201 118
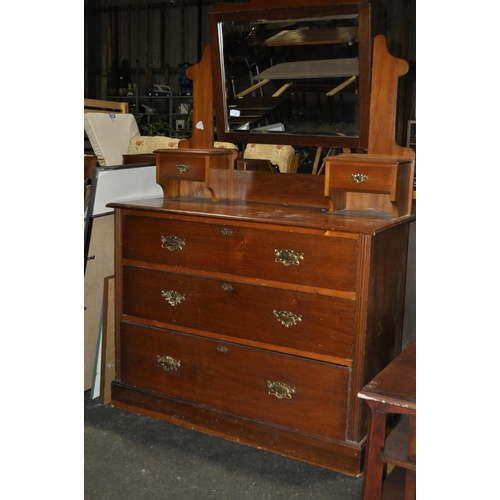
85 391 364 500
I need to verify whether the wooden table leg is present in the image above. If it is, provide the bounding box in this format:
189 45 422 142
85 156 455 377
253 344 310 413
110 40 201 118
404 414 417 500
362 403 387 500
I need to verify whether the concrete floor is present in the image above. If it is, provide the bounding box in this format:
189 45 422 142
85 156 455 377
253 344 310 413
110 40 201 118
84 391 364 500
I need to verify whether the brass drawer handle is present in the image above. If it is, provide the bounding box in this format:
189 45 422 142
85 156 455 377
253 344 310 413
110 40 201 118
157 355 181 372
272 310 302 327
161 235 185 252
274 249 304 267
221 228 233 236
267 381 295 400
351 173 369 184
175 163 189 174
217 345 228 353
221 283 233 292
161 290 185 306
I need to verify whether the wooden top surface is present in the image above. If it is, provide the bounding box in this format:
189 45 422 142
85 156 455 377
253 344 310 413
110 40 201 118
263 27 357 46
108 197 415 235
155 148 234 156
254 58 359 80
212 0 366 13
358 341 416 410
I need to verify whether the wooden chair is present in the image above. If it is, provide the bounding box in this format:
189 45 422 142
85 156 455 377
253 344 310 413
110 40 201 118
358 342 416 499
242 143 299 173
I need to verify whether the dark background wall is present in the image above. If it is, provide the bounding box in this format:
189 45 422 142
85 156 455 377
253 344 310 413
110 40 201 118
84 0 217 100
84 0 415 141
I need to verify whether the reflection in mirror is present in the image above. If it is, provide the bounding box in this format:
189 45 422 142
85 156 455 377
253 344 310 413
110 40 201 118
220 14 360 140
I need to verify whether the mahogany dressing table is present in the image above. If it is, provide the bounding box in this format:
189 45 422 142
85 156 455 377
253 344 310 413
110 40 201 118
108 0 415 476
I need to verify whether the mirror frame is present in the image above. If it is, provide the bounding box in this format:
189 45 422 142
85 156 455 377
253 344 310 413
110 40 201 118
209 1 371 149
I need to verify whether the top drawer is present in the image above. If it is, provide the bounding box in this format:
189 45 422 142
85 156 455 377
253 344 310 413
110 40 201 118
122 214 359 292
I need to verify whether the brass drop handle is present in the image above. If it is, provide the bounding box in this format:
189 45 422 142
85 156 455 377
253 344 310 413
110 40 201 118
157 355 181 372
161 290 185 306
272 310 302 327
267 381 295 400
351 173 369 184
161 235 185 251
274 249 304 267
175 164 189 174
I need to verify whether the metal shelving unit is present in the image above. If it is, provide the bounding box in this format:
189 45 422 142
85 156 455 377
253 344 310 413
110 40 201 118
105 94 193 137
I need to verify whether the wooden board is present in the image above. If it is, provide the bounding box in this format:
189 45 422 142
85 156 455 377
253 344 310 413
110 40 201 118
84 215 115 390
99 276 115 405
263 27 357 46
254 58 359 81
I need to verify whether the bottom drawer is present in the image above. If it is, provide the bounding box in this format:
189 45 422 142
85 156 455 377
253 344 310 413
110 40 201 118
119 322 350 441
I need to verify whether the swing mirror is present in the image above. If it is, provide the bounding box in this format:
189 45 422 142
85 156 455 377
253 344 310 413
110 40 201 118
210 2 371 148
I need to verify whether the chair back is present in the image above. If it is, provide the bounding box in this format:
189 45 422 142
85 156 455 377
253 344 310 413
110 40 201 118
243 143 297 173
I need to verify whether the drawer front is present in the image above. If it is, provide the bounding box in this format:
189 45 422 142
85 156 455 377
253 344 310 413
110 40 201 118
157 152 207 181
329 163 397 194
123 266 355 359
119 322 349 440
122 215 359 292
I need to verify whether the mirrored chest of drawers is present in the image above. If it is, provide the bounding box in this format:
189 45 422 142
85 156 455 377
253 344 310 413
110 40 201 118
109 194 413 476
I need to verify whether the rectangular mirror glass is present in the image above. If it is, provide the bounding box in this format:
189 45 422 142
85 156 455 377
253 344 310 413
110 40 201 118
210 3 371 148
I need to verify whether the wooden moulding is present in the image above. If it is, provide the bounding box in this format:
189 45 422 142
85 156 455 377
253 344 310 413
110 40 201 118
111 381 364 476
155 148 237 201
99 275 115 406
323 154 415 217
122 153 156 165
212 0 367 13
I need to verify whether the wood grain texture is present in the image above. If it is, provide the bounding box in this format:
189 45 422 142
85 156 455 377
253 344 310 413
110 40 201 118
99 275 115 406
112 381 364 475
119 322 349 440
84 215 115 390
180 45 213 149
111 201 412 475
368 35 415 162
211 0 367 13
122 265 356 360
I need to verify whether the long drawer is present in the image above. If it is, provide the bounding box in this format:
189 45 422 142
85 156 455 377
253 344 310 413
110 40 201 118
122 265 355 359
122 214 359 292
119 322 349 441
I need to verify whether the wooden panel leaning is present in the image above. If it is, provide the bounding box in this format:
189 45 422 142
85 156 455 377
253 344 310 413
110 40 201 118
84 98 129 114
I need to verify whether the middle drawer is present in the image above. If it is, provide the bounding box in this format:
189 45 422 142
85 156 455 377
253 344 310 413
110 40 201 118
122 265 355 360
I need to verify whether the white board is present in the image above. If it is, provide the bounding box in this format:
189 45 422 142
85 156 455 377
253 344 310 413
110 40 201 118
87 163 163 218
84 163 163 274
